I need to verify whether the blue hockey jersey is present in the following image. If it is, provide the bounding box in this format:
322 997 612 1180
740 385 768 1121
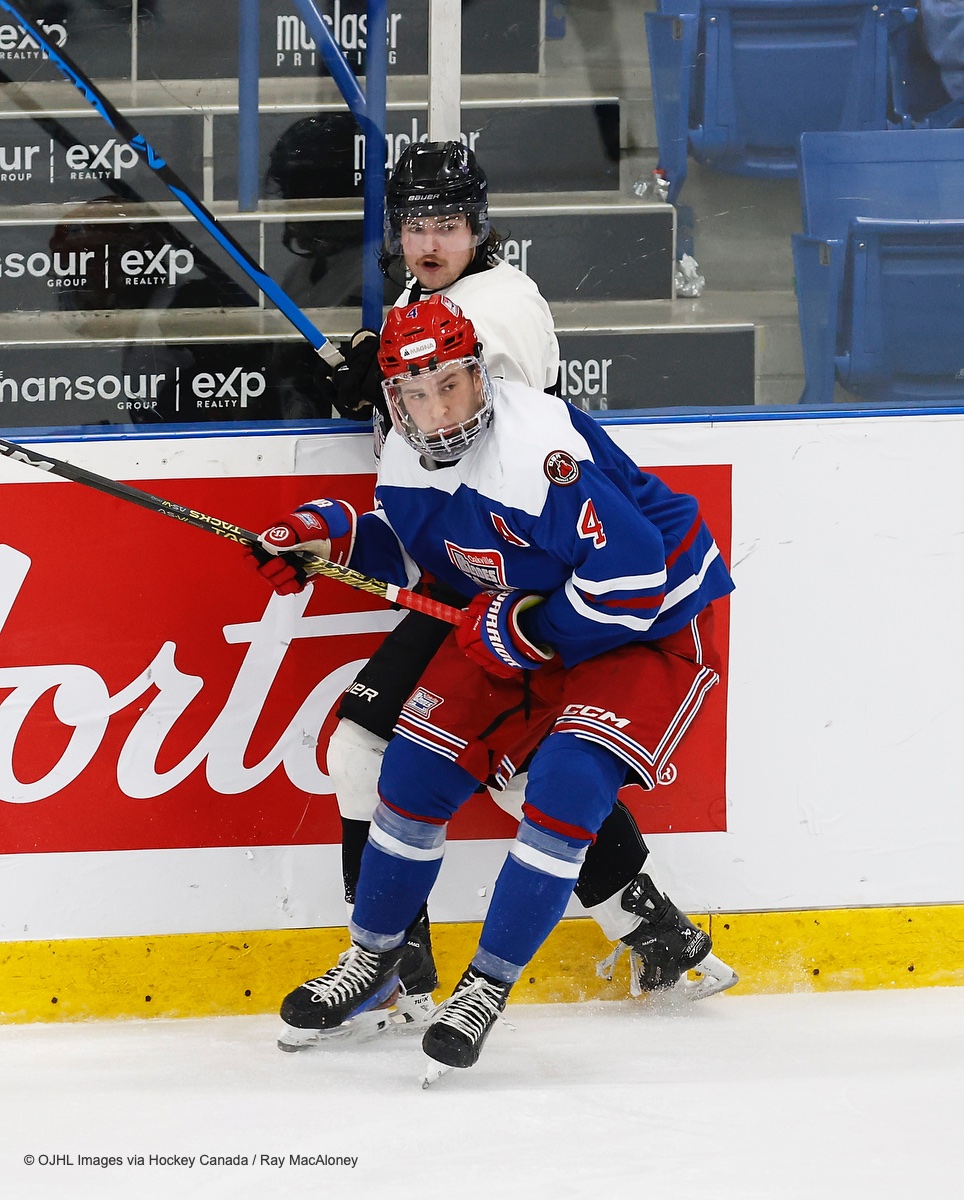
348 381 734 667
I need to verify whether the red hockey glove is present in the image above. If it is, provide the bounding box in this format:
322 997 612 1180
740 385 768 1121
245 545 307 595
250 498 357 596
258 498 357 563
456 590 555 680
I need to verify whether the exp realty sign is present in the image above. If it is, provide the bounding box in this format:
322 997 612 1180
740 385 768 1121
0 341 326 427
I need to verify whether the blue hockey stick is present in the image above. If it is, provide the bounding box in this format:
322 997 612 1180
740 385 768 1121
0 0 344 367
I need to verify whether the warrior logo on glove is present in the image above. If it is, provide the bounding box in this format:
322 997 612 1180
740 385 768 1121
250 498 358 595
456 589 554 680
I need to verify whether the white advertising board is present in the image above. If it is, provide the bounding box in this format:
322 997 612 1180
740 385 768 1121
1 412 963 942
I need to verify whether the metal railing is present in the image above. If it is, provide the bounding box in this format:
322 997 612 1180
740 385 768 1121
237 0 387 332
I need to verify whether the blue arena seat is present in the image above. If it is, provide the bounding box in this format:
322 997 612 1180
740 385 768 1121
889 10 964 129
646 0 912 202
792 128 964 405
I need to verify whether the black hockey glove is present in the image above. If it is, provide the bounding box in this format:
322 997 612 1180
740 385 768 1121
329 329 388 422
310 357 338 418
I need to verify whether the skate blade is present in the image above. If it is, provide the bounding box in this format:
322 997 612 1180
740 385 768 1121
681 952 739 1001
276 1006 401 1052
420 1056 453 1088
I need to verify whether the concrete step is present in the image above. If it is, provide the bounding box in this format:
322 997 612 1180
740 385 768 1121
556 291 805 409
0 67 630 117
553 297 757 410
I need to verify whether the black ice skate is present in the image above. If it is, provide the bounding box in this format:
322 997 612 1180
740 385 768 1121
597 873 738 1001
420 968 513 1086
395 908 439 1027
277 942 403 1051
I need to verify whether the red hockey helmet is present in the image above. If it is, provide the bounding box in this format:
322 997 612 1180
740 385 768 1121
378 296 493 462
378 293 481 376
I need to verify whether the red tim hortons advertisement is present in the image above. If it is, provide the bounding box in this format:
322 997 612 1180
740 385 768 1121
0 465 731 855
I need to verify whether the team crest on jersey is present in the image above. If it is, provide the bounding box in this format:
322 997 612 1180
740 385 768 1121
444 541 508 588
490 513 530 547
405 687 444 719
544 450 581 486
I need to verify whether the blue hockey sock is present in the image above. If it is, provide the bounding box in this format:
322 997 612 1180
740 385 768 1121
349 802 447 951
473 835 583 982
473 734 627 982
350 740 479 950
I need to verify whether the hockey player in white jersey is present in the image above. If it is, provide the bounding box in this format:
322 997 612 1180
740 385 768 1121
254 297 736 1078
323 139 558 425
309 142 736 1022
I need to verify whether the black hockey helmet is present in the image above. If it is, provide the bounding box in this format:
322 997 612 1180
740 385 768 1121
383 141 490 256
265 113 356 199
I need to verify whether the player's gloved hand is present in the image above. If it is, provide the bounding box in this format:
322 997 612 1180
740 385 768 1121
329 330 388 422
245 544 308 595
248 499 358 596
311 358 338 418
257 498 357 563
456 590 555 680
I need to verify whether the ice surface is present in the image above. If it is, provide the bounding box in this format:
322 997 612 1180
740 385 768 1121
2 987 962 1199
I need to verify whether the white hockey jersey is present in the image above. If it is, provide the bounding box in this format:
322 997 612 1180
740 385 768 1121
394 260 559 392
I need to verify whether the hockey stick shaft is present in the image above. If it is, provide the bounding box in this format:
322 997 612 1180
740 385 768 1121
0 437 464 626
0 0 343 367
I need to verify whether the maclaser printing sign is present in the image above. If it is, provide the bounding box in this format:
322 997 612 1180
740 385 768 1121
135 0 539 80
213 103 620 202
0 467 731 855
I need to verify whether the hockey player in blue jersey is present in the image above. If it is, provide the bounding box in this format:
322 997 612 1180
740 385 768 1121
255 295 735 1079
306 141 732 1024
